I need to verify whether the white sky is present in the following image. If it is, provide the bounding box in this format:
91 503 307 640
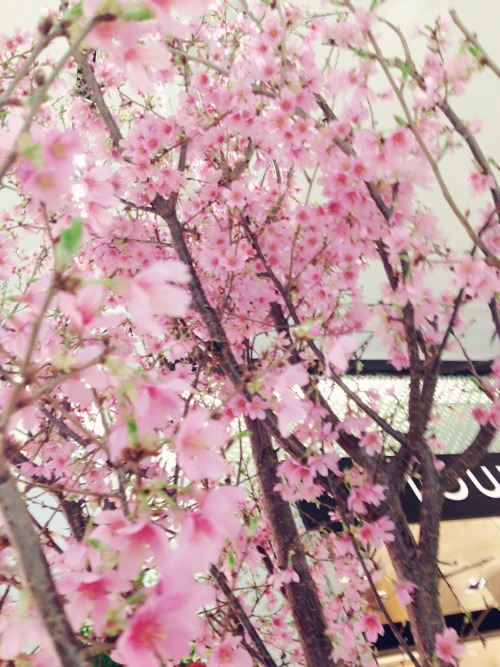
2 0 58 33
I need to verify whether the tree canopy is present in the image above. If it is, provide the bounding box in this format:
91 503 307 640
0 1 498 666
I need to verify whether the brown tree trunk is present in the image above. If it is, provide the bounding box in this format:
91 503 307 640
388 540 446 666
384 481 448 667
0 469 89 667
247 418 342 667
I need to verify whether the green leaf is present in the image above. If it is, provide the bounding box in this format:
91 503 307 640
126 415 138 441
22 144 43 167
122 7 154 21
247 515 259 537
466 43 482 60
55 218 83 271
80 621 93 637
18 134 43 168
86 537 111 552
349 47 372 59
400 62 410 80
231 429 250 441
227 547 236 567
91 654 121 667
64 1 83 22
394 115 407 127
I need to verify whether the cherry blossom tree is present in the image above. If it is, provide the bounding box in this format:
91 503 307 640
0 1 497 666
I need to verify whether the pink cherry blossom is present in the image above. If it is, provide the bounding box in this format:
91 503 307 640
175 409 228 481
247 394 267 420
112 588 203 667
273 365 309 437
358 516 395 549
270 565 300 586
348 484 386 514
207 637 253 667
275 457 322 501
359 431 383 456
118 260 191 332
17 163 72 209
41 129 80 169
176 486 245 568
144 0 210 35
58 570 130 635
82 165 118 206
472 405 490 426
116 519 171 580
395 581 417 607
0 616 52 662
435 627 466 667
325 335 358 373
135 373 187 428
58 283 104 332
356 613 384 643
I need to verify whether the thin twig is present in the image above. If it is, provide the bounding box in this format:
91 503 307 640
0 16 109 184
166 45 230 77
0 23 65 108
343 0 500 270
210 565 278 667
450 9 500 79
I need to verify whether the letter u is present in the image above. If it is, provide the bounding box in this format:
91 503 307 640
444 477 469 501
467 467 500 498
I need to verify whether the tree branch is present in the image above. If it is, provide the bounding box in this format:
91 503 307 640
247 417 341 667
440 422 497 491
210 565 279 667
0 467 88 667
450 9 500 79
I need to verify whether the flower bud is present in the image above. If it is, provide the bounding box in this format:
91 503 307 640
33 69 46 87
38 15 53 36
